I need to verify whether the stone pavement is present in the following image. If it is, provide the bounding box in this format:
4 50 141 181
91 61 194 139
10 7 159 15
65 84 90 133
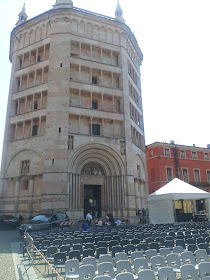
0 229 18 280
0 229 44 280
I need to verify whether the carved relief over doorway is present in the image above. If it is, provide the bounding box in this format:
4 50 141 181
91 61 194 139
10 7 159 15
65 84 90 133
81 163 105 176
81 163 105 183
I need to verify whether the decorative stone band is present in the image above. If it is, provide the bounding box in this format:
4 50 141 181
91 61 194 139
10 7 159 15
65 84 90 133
81 176 105 183
1 195 66 205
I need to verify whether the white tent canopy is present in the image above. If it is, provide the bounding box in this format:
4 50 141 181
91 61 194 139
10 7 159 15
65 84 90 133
148 178 210 224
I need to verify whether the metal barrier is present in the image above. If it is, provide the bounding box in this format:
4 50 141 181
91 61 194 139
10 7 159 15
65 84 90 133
23 232 64 279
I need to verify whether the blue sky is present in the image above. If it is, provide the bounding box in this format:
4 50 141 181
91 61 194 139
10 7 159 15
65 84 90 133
1 0 210 169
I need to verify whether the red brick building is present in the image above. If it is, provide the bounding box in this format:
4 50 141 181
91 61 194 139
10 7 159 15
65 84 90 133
146 142 210 198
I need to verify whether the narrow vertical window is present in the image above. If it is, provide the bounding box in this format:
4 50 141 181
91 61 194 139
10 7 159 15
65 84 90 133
92 124 100 136
192 151 197 159
34 101 38 110
167 167 173 181
194 170 200 183
182 169 189 183
149 150 153 158
204 153 209 160
165 149 170 157
92 101 98 109
32 125 38 136
92 76 97 84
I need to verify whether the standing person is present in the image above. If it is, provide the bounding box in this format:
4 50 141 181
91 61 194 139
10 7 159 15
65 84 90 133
18 214 23 225
146 208 149 224
139 210 143 224
86 210 93 226
142 208 146 224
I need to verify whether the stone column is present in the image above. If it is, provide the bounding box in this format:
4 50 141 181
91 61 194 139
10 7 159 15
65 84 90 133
113 120 115 137
101 119 104 136
30 119 33 136
32 94 35 111
90 45 92 59
19 76 22 91
79 65 81 82
104 176 108 211
112 96 115 112
135 180 138 210
69 173 72 209
78 115 81 134
34 71 37 86
38 117 41 135
75 174 78 209
24 97 27 112
90 68 92 83
26 73 29 89
101 93 104 110
139 181 142 209
67 179 70 209
29 176 34 214
22 54 24 68
90 92 93 108
72 174 76 209
22 121 25 138
111 176 114 210
29 51 32 65
90 118 93 135
36 49 38 63
108 177 112 210
79 43 81 57
78 175 81 209
100 49 103 61
43 45 46 60
42 68 44 84
121 175 125 209
40 92 43 109
17 99 20 115
14 177 20 213
116 176 120 212
79 89 81 107
141 183 144 207
101 70 103 87
14 123 17 140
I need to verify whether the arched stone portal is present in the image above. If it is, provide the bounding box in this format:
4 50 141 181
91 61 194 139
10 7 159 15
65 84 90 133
81 163 105 218
67 143 126 219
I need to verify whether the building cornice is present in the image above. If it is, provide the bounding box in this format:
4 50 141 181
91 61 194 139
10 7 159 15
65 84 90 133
10 6 143 63
147 142 210 152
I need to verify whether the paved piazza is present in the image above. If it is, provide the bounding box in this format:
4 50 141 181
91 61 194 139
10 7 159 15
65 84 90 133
0 228 62 280
0 229 20 280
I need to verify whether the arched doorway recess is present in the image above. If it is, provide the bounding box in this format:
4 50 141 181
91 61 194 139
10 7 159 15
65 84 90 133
67 143 126 219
